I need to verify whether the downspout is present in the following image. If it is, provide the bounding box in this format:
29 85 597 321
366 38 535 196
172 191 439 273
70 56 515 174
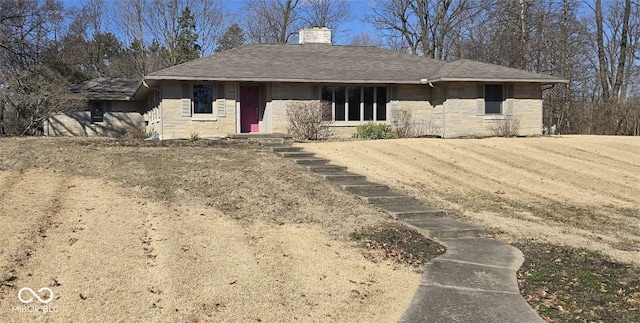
142 80 162 139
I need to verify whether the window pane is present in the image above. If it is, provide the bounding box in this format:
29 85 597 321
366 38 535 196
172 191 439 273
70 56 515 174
485 101 502 114
376 87 387 121
335 87 345 121
364 87 374 121
348 86 361 121
193 84 213 114
321 86 332 102
321 86 333 121
484 84 503 114
485 84 503 101
91 102 104 123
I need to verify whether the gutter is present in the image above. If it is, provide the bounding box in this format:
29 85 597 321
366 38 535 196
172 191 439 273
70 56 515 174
142 80 163 139
421 78 569 84
144 75 424 85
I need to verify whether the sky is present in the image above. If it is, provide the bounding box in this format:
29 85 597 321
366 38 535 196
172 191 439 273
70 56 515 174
61 0 378 45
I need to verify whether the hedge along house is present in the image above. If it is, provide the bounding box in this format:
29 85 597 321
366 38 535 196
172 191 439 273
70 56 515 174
44 78 147 137
142 27 567 140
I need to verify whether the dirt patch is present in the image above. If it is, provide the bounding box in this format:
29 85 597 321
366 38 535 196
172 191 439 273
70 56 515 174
301 136 640 265
350 222 446 269
0 138 420 322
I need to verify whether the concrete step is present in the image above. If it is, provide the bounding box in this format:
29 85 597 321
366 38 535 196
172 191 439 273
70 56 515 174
401 217 485 239
305 164 348 172
270 146 303 153
334 181 390 192
315 171 366 182
248 138 287 144
350 190 416 205
278 151 315 158
374 204 447 220
290 157 329 165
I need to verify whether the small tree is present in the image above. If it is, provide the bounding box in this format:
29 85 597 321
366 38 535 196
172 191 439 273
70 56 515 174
171 7 200 65
286 101 333 141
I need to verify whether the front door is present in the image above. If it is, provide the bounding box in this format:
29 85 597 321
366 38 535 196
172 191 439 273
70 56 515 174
240 86 259 133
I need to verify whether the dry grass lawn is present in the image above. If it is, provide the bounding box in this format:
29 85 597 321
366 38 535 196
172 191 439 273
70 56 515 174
301 135 640 265
0 138 419 322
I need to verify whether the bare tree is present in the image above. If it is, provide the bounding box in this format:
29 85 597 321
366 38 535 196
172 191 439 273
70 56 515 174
2 65 87 135
243 0 301 43
299 0 350 39
349 32 384 47
115 0 147 75
145 0 227 59
368 0 481 59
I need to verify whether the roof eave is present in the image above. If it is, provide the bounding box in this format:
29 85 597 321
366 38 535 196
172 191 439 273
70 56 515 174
421 77 569 84
145 75 422 84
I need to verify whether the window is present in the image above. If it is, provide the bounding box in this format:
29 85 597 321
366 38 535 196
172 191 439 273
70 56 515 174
364 87 374 121
90 102 104 123
321 87 333 121
334 87 346 121
347 87 360 121
193 85 213 114
321 86 387 121
484 84 503 114
376 87 387 121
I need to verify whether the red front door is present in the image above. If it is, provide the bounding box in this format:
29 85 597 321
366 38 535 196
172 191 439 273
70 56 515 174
240 86 259 133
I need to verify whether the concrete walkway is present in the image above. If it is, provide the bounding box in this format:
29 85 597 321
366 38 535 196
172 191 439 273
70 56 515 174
270 144 543 323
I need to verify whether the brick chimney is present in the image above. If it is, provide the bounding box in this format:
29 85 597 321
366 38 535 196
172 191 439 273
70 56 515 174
298 27 332 44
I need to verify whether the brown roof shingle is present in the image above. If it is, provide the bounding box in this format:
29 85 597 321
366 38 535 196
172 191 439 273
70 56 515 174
147 43 447 84
146 44 566 84
71 77 141 101
423 59 568 83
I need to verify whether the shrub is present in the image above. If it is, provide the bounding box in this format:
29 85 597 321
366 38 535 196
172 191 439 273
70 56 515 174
286 101 333 141
391 108 414 138
189 131 201 141
392 107 441 138
414 118 442 137
123 127 152 140
353 122 396 139
490 116 521 137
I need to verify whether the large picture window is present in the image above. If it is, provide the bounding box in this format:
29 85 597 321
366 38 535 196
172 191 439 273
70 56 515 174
484 84 503 114
321 86 387 121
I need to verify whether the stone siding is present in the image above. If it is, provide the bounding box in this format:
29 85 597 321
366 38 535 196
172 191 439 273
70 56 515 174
151 81 544 139
153 81 237 140
45 101 144 137
442 82 543 138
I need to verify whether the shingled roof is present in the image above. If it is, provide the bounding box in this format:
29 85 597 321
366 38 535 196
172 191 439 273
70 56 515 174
146 44 565 84
147 43 447 84
422 59 568 83
71 77 141 101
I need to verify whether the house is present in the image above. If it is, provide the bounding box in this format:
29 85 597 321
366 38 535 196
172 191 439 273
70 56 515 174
141 28 566 139
55 27 566 139
44 78 147 137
